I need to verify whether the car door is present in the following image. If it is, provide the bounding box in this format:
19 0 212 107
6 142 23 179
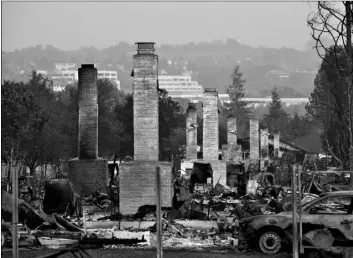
302 196 353 240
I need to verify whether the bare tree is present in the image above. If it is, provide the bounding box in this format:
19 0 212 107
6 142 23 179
308 1 353 187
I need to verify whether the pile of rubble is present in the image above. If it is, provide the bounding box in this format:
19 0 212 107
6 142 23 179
1 168 346 252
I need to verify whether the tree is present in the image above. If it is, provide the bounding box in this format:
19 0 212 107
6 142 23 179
306 53 350 170
22 71 64 174
1 81 40 166
158 89 186 161
1 73 60 175
97 79 127 159
264 86 288 135
224 65 253 139
114 93 133 160
308 2 353 185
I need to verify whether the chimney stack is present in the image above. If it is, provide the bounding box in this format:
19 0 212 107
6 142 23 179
133 42 159 161
186 103 198 160
203 88 219 160
227 117 237 146
274 132 280 158
260 128 269 170
68 64 108 196
78 64 98 159
249 119 259 161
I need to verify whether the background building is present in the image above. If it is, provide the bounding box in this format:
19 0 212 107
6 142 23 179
97 70 120 89
158 74 203 96
49 63 121 91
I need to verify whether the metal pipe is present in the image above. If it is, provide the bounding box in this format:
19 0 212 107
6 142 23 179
12 166 19 258
156 166 163 258
292 164 298 258
298 165 303 254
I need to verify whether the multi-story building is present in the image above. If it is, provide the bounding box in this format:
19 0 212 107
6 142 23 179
97 70 120 89
51 70 78 91
158 74 203 96
50 63 121 91
36 70 48 76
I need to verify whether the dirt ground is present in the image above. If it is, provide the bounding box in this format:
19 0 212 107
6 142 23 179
1 247 291 258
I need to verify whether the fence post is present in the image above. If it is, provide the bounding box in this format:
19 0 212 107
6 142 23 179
292 164 299 258
156 166 163 258
12 167 19 258
298 165 303 254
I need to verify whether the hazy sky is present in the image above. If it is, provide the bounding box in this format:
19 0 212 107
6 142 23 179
2 1 316 52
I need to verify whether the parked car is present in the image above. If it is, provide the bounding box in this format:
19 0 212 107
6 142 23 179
237 191 353 254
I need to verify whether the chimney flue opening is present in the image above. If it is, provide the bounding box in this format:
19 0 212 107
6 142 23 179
81 64 95 68
135 42 155 54
205 88 217 92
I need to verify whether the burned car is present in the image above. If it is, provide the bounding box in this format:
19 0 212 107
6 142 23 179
238 191 353 254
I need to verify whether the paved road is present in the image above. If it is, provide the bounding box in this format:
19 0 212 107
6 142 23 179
1 247 291 258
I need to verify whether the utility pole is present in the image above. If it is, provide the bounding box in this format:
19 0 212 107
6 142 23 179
155 166 163 258
12 166 19 258
291 164 298 258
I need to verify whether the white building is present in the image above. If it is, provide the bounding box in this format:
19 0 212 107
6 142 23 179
51 70 78 92
36 70 48 76
50 68 120 92
158 74 203 96
97 70 120 90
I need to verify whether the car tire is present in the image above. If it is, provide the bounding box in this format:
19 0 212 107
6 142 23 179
258 231 282 254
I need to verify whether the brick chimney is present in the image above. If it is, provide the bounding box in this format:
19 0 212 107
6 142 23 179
78 64 98 159
249 119 259 161
186 103 197 160
133 42 159 161
203 88 219 160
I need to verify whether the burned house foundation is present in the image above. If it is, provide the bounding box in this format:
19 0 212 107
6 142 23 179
119 43 172 215
119 161 172 215
68 64 108 195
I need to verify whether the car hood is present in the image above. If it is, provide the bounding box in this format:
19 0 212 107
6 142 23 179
241 213 293 230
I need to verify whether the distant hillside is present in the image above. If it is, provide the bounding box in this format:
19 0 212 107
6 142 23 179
2 40 320 97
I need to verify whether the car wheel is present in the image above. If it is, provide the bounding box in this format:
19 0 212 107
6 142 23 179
259 231 282 254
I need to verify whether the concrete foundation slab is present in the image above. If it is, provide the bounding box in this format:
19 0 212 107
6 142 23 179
119 161 173 215
68 158 108 195
85 221 155 230
174 220 219 231
85 220 218 232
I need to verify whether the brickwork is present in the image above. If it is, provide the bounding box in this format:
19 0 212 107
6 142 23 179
203 89 219 161
260 128 269 170
119 161 173 215
68 159 108 195
68 64 108 196
249 119 259 160
224 145 243 164
274 133 280 158
186 103 198 160
78 64 98 159
209 160 227 186
227 117 237 146
133 54 159 161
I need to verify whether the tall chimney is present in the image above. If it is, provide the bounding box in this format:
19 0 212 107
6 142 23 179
227 117 237 146
249 119 259 161
186 103 197 160
274 132 280 158
68 64 108 196
133 42 159 161
260 128 269 170
78 64 98 159
203 88 219 160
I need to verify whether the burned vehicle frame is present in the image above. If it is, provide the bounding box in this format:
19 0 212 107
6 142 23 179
237 191 353 254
